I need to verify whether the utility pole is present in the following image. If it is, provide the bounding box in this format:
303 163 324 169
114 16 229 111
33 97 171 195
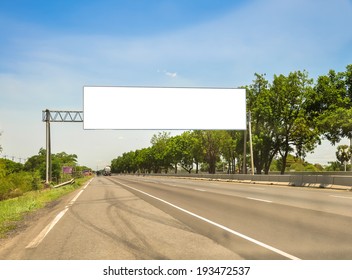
242 128 247 174
243 112 255 175
248 111 255 175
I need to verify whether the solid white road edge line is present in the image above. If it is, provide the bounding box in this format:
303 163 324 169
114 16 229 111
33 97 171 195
25 178 94 249
116 180 300 260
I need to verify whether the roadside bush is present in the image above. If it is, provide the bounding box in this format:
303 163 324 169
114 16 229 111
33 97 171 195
0 171 42 201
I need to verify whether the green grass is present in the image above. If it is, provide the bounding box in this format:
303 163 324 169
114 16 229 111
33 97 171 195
0 177 92 238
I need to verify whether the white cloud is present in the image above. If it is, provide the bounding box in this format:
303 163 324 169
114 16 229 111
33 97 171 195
165 71 177 78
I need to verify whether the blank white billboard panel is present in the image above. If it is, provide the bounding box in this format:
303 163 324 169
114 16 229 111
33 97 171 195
83 86 246 130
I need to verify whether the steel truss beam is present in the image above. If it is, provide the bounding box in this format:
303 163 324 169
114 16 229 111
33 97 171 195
42 109 83 122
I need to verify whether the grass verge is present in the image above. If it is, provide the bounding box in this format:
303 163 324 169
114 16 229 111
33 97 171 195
0 176 92 238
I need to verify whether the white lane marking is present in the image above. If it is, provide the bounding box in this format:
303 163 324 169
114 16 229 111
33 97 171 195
68 190 84 206
194 188 206 192
26 178 93 249
116 180 300 260
250 187 266 191
26 208 69 249
330 195 352 200
246 197 272 203
167 184 179 187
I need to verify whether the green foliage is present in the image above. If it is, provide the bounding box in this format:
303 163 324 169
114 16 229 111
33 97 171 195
335 145 352 171
167 134 193 173
335 145 352 165
24 148 78 181
110 64 352 175
1 157 42 200
219 130 241 174
0 161 5 178
0 159 23 175
245 70 321 174
269 70 319 174
1 149 81 201
24 148 46 178
199 130 227 174
271 154 321 172
150 132 172 173
325 161 344 171
111 130 242 174
245 74 278 174
0 171 42 201
312 65 352 143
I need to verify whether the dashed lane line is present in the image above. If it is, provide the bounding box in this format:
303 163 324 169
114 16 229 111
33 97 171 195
246 197 272 203
330 195 352 200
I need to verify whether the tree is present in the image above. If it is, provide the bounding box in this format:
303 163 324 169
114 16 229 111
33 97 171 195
336 145 351 171
270 70 319 174
166 133 195 174
150 132 172 173
111 150 138 174
199 130 224 174
246 74 279 174
111 156 122 173
178 132 195 173
54 152 77 167
189 131 205 174
312 65 352 144
166 135 183 174
135 147 154 173
24 148 46 179
220 131 238 174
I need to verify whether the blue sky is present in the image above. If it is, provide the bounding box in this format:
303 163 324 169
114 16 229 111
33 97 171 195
0 0 352 168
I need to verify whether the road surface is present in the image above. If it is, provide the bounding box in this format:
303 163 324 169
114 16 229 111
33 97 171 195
1 175 351 260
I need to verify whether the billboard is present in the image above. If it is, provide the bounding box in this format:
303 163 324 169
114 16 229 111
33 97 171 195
83 86 246 130
62 166 73 174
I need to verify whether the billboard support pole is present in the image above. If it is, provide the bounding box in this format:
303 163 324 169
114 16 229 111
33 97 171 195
42 109 83 186
45 109 51 186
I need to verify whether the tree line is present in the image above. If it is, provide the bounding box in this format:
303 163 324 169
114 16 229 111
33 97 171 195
111 64 352 175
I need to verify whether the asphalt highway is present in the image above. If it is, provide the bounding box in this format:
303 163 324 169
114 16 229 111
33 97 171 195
111 175 352 260
1 175 351 260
